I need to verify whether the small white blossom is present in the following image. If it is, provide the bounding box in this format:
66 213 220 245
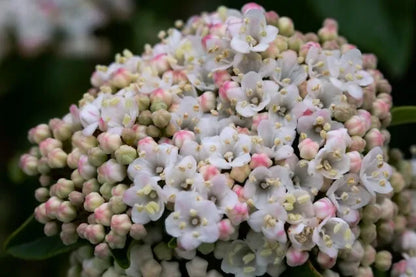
271 50 307 87
359 147 392 195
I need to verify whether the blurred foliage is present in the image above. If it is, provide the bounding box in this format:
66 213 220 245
0 0 415 276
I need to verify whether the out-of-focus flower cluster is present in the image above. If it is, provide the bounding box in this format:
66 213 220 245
19 2 408 276
0 0 133 59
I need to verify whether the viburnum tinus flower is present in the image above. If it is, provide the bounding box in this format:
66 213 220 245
15 2 413 277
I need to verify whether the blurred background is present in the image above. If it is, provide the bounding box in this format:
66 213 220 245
0 0 414 276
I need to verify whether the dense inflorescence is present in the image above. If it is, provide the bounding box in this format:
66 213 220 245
19 3 415 277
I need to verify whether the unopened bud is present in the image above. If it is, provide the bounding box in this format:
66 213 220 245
376 79 392 94
47 148 68 168
72 131 98 152
57 201 77 223
97 132 122 154
360 223 377 243
317 251 336 269
288 33 304 51
55 178 75 199
150 88 173 107
377 220 394 244
152 109 171 128
150 101 168 112
365 128 384 149
394 215 407 233
286 247 309 267
345 116 368 137
129 223 147 240
87 147 108 167
85 224 105 244
19 154 38 176
138 110 153 126
82 178 100 194
199 91 216 112
186 256 208 277
99 183 114 200
95 203 113 226
109 196 127 214
110 68 134 88
212 70 231 88
44 221 59 236
338 261 360 276
218 219 235 241
35 187 49 202
71 169 84 188
60 223 78 245
84 192 105 212
362 203 381 223
375 251 392 272
67 148 82 169
28 124 51 144
278 17 294 36
111 184 128 197
249 153 272 168
349 136 366 152
361 244 376 267
37 157 50 174
94 243 110 258
49 118 72 141
372 98 390 120
111 214 132 236
347 151 362 173
45 196 63 219
172 130 195 148
229 164 251 183
141 259 162 277
115 145 137 165
97 159 126 185
146 125 161 138
340 240 364 262
379 198 396 220
299 138 319 160
105 230 126 249
313 197 336 219
137 94 150 111
332 102 357 122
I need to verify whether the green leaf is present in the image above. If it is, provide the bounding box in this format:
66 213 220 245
281 261 323 277
390 106 416 126
111 248 130 269
167 237 177 249
4 215 83 260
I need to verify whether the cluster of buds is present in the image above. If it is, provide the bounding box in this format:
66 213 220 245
0 0 134 60
19 3 405 276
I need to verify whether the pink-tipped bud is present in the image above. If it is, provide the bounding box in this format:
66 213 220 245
242 2 265 13
28 124 51 144
219 81 239 101
286 247 309 267
365 128 384 149
213 70 231 87
44 221 59 236
72 131 98 152
77 155 96 179
49 118 72 141
129 223 147 240
97 159 126 185
115 145 137 165
372 98 391 120
45 196 63 219
317 251 336 269
94 243 111 259
68 191 84 207
376 79 392 94
150 88 173 107
199 91 216 112
55 178 75 199
39 138 62 157
57 201 77 223
150 53 170 74
82 178 100 194
313 197 336 220
250 153 273 168
34 203 49 224
71 169 84 188
110 68 134 88
35 187 49 202
278 17 295 37
67 148 81 169
76 223 88 239
172 130 195 148
252 113 269 131
84 192 105 212
47 148 68 168
60 223 78 245
345 116 368 137
318 18 338 41
19 154 39 176
265 11 279 26
105 230 126 249
232 185 246 201
227 203 249 226
111 184 128 197
109 196 127 214
199 165 220 181
380 198 396 220
362 54 377 69
347 151 362 173
299 138 319 160
349 136 366 152
94 203 113 226
111 214 132 236
85 224 105 244
97 132 122 154
218 219 235 241
391 260 408 276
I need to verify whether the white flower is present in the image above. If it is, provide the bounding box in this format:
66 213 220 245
180 140 209 163
165 191 221 250
243 166 290 209
123 174 166 224
247 202 287 242
228 9 278 54
266 84 302 128
306 78 343 109
271 50 307 87
284 189 315 224
254 119 295 160
328 48 373 99
199 174 239 213
79 94 105 136
288 219 318 251
128 143 178 180
227 71 278 117
203 126 251 169
359 147 393 195
305 46 335 78
291 159 324 197
171 96 202 130
313 217 355 258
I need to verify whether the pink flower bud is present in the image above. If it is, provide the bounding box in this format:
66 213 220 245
105 230 126 249
82 178 100 195
19 154 38 176
68 191 84 207
372 98 391 120
37 157 50 175
109 196 127 214
57 201 77 223
286 247 309 267
252 113 268 131
375 251 392 272
84 192 105 212
313 197 336 220
349 136 366 152
28 123 52 144
379 198 396 220
111 214 132 236
129 223 147 240
376 79 392 94
44 221 59 236
249 153 272 168
150 53 170 74
198 91 216 112
97 159 126 185
34 203 49 223
213 70 231 87
76 223 88 239
97 132 122 154
218 219 235 241
361 244 376 267
227 203 249 225
35 187 49 202
47 148 67 168
85 224 105 244
265 11 279 26
77 155 96 179
242 2 265 13
362 54 377 69
94 203 113 226
49 118 72 141
45 196 63 219
299 41 321 58
111 184 128 197
71 169 85 188
171 69 188 83
278 17 295 37
60 223 78 245
365 128 384 149
39 174 51 186
150 88 173 107
67 148 81 169
317 251 336 269
72 131 98 152
87 147 107 167
345 116 367 137
199 165 220 181
55 178 75 199
219 81 239 101
232 185 246 201
299 138 319 160
391 260 407 276
39 138 62 157
172 130 195 148
110 68 134 88
94 243 111 258
347 151 362 173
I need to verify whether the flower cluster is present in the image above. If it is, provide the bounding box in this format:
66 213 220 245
19 3 405 277
0 0 133 59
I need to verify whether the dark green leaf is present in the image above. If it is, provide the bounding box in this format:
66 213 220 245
373 268 389 277
167 237 177 249
111 248 130 269
281 261 323 277
390 106 416 126
4 215 84 260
